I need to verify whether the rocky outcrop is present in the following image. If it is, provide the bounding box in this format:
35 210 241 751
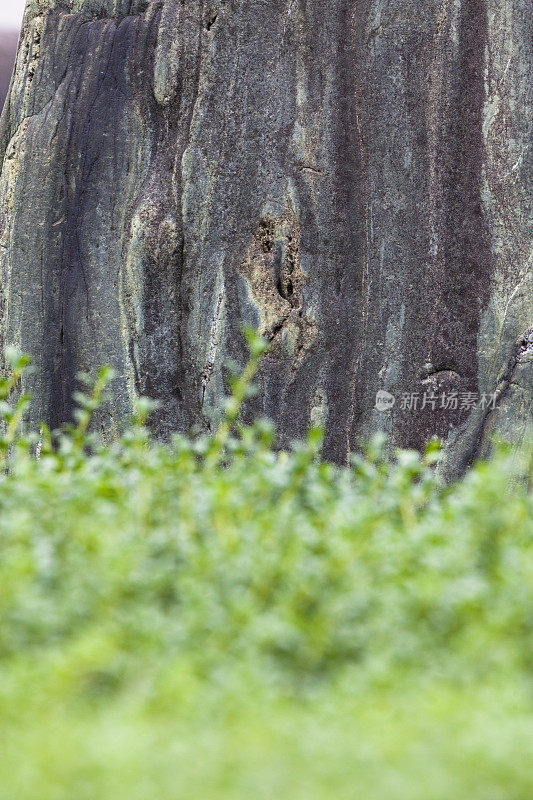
0 1 531 473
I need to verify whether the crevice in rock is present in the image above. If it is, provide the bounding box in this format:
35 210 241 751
206 13 218 31
201 287 226 404
298 164 323 175
471 326 533 460
420 365 461 381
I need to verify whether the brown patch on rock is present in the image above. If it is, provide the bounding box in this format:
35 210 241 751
240 203 307 342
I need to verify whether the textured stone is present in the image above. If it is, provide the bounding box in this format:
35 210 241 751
0 0 531 473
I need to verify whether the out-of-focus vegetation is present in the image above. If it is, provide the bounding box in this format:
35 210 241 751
0 337 532 800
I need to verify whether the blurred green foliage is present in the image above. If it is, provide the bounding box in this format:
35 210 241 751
0 336 532 799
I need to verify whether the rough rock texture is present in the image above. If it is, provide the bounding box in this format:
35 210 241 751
0 31 19 110
0 0 531 473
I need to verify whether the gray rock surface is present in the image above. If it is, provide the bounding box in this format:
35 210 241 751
0 0 531 472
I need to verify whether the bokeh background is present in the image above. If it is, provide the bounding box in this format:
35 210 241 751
0 1 25 28
0 0 25 109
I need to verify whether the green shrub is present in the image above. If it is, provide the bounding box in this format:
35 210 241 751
0 336 531 799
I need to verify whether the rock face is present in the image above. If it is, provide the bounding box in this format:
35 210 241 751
0 31 18 110
0 0 531 474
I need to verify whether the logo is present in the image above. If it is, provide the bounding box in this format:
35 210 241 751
375 390 396 412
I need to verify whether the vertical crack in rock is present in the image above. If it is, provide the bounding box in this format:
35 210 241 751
478 327 533 439
441 326 533 481
201 285 225 406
